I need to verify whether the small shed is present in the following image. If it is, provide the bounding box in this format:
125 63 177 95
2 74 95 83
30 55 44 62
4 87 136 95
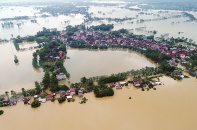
34 95 38 99
151 82 161 86
67 95 72 99
120 82 127 85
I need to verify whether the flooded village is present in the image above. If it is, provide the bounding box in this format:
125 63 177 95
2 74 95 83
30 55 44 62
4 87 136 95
0 0 197 130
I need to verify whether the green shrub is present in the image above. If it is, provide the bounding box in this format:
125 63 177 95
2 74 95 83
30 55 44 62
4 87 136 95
184 75 190 78
0 110 4 115
93 85 114 98
31 100 41 108
51 98 55 102
40 96 46 99
58 97 66 104
79 97 88 104
0 102 3 107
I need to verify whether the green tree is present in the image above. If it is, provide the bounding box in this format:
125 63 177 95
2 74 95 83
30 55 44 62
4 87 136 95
81 77 87 84
50 73 59 92
42 71 50 90
0 110 4 115
35 81 42 95
31 100 41 108
5 91 9 100
119 28 129 34
59 85 69 91
11 90 16 97
21 88 26 97
58 97 66 104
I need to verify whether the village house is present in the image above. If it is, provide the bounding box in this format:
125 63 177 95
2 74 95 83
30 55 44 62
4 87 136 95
133 79 144 87
171 70 183 77
70 88 76 96
78 90 83 98
168 59 178 66
56 73 67 80
59 90 66 97
46 94 53 100
115 83 122 89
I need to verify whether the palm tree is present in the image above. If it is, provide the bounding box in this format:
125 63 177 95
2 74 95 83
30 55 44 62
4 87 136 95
11 90 16 97
21 88 26 97
5 91 9 100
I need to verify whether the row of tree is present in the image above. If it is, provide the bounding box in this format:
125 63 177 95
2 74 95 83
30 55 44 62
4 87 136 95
90 24 114 31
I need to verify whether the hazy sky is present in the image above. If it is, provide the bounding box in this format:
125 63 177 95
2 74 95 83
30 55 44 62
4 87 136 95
1 0 197 3
0 0 72 3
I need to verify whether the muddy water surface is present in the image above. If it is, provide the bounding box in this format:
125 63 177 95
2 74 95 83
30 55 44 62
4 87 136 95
64 49 155 83
0 76 197 130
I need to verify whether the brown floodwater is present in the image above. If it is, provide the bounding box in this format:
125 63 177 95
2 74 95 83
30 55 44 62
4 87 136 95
0 5 197 130
64 49 155 83
0 43 155 93
0 76 197 130
0 42 44 93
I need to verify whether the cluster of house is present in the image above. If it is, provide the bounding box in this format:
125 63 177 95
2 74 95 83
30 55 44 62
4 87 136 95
22 88 84 105
47 50 64 61
50 27 197 76
68 30 196 60
23 94 54 104
133 78 161 87
0 97 17 106
52 28 196 62
59 88 83 99
171 70 185 78
69 30 196 75
110 82 123 89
